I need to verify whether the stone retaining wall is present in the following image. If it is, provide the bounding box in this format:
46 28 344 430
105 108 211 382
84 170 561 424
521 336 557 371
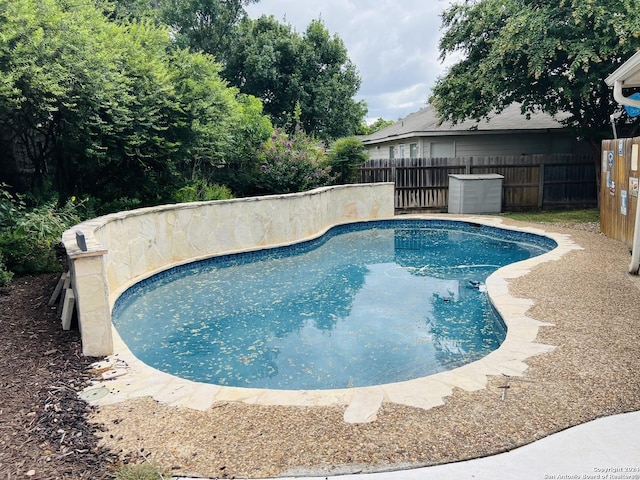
62 183 395 356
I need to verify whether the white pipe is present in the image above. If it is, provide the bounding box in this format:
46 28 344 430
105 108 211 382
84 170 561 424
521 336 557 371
613 81 640 109
630 195 640 274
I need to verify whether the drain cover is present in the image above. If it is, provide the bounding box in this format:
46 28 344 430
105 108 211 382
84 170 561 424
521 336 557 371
79 387 110 401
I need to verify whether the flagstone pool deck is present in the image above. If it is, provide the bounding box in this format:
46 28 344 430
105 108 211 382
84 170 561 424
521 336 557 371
85 215 640 479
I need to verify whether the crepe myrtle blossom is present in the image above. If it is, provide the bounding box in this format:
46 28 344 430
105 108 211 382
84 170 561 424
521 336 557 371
257 128 336 194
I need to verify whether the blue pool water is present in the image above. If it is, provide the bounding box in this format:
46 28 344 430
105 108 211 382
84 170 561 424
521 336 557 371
113 220 556 390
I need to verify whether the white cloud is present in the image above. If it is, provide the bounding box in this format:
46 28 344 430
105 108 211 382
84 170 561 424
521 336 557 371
245 0 454 121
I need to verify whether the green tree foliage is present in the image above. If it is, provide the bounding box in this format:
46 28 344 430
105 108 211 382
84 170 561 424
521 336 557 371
429 0 640 150
256 127 335 194
218 94 274 195
0 0 111 194
223 16 367 142
0 0 269 206
69 20 186 203
327 137 368 184
110 2 369 142
109 0 159 21
157 0 257 59
358 117 395 135
295 20 367 141
166 47 253 182
223 16 300 127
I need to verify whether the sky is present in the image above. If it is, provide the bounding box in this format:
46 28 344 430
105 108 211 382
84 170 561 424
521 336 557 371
245 0 460 124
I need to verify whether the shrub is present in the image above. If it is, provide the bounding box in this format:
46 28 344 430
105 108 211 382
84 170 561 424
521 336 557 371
12 197 84 246
327 136 368 184
172 180 234 203
86 197 143 217
256 127 336 194
0 233 61 274
0 184 25 231
0 186 85 275
0 254 13 286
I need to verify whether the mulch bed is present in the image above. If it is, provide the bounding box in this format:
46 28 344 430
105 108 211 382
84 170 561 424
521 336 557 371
0 274 116 479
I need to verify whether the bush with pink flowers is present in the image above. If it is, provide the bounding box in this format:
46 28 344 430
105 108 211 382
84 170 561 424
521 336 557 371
257 127 336 194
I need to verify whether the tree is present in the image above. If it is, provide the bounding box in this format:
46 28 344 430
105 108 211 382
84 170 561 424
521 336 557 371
75 20 186 203
0 0 270 205
358 117 395 135
0 0 134 196
109 0 159 21
113 3 368 142
218 93 274 195
429 0 640 153
223 16 367 142
223 16 299 128
157 0 258 60
295 20 367 141
165 46 248 182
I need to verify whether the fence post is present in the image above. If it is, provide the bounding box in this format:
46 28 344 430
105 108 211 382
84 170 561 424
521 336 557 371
537 162 545 209
465 157 472 174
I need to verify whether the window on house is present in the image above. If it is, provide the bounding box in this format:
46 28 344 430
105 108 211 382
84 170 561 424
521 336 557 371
389 146 395 159
409 143 418 158
429 142 455 158
399 144 405 158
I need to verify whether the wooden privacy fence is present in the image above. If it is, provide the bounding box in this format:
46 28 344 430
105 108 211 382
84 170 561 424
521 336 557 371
600 136 640 248
357 155 597 212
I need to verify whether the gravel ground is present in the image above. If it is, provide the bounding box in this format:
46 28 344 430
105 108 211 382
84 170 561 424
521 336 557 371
90 220 640 479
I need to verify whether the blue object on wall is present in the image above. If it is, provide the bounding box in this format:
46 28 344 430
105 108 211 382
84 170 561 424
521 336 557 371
624 92 640 117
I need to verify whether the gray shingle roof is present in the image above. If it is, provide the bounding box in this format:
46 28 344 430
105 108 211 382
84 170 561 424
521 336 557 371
361 103 570 144
605 49 640 87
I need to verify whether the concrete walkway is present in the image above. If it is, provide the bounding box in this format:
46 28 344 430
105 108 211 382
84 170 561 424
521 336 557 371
178 411 640 480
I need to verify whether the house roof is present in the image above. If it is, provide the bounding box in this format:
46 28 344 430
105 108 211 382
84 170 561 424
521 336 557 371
361 103 570 145
605 50 640 88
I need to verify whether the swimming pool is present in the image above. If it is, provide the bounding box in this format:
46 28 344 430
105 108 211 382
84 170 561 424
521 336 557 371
113 219 556 390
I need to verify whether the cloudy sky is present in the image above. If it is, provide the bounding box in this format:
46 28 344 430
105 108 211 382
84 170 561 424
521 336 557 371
245 0 460 123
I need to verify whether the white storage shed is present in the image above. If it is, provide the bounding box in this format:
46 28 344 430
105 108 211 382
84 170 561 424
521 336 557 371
448 174 504 214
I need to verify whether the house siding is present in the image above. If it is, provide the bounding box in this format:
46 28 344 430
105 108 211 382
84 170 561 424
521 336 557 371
450 133 569 157
365 132 587 160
